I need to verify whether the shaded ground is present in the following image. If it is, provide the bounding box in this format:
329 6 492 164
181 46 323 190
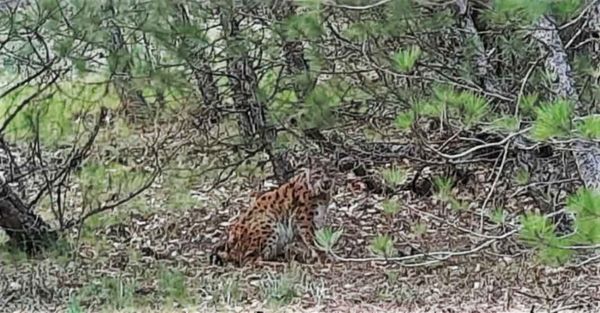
0 127 598 312
1 168 600 313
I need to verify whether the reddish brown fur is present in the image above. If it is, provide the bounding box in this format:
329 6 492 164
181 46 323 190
210 167 333 266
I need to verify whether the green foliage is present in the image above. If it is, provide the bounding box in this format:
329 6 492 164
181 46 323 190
213 277 243 306
412 98 440 118
315 226 343 252
78 277 139 310
433 84 455 106
370 234 396 258
261 69 301 128
158 267 191 304
449 198 468 212
392 46 421 73
0 241 29 264
491 0 551 24
343 20 383 41
454 91 489 127
531 99 573 140
298 82 343 129
44 237 76 265
411 222 427 237
520 93 539 117
433 176 454 203
416 85 489 128
285 12 323 40
384 270 398 284
394 111 414 130
164 169 202 210
550 0 583 20
268 89 298 123
486 115 520 133
519 213 572 266
0 83 117 146
385 0 414 22
566 188 600 244
576 116 600 139
490 207 507 225
77 161 151 209
514 168 530 185
381 198 401 216
66 296 84 313
381 166 408 188
259 267 307 306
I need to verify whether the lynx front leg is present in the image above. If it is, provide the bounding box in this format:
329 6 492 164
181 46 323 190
295 214 325 264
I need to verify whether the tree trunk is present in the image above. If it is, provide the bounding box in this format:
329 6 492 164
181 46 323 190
0 177 56 253
220 10 273 145
587 1 600 57
269 1 313 181
455 0 499 95
219 6 294 182
103 0 150 123
173 2 221 128
532 15 600 191
272 0 311 100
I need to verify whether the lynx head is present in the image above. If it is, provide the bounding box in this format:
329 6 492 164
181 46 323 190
296 157 335 198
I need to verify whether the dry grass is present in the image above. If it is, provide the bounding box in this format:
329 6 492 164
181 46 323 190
2 163 599 313
1 122 599 313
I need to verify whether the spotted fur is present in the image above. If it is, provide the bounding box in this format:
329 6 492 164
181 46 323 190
210 167 334 266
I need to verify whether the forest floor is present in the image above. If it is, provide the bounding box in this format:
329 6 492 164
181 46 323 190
1 123 599 313
2 167 600 313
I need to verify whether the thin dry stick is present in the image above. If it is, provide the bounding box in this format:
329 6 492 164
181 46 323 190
508 178 578 199
323 0 392 10
359 41 514 102
327 229 518 264
426 127 530 160
515 57 544 117
412 207 512 239
573 253 600 267
558 0 598 30
480 141 510 231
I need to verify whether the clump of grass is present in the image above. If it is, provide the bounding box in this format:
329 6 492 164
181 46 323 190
381 166 408 188
392 45 421 72
163 169 205 211
531 99 572 140
257 265 326 307
394 111 414 130
315 226 343 252
433 176 454 202
514 168 530 185
369 234 396 258
66 296 84 313
0 241 29 264
218 277 244 306
490 207 506 225
157 267 191 305
78 276 139 310
258 271 300 306
201 273 244 306
411 221 428 237
381 198 401 216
